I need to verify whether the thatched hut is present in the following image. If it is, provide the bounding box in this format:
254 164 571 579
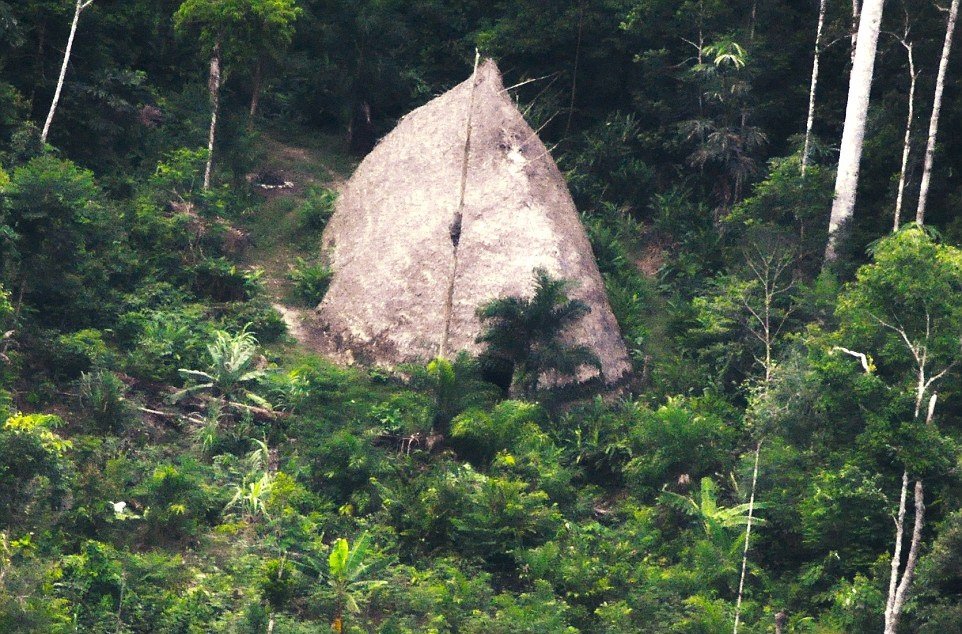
313 59 631 386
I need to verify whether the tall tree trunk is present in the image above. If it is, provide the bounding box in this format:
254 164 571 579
915 0 960 225
893 33 917 231
249 56 263 123
824 0 885 265
884 475 924 634
733 440 763 634
41 0 94 144
884 395 936 633
203 40 222 192
851 0 862 64
802 0 828 175
564 2 585 138
29 20 47 110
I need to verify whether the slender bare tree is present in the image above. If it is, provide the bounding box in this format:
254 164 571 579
852 0 862 63
890 21 918 231
802 0 828 175
732 243 797 634
41 0 95 144
733 439 762 634
915 0 960 224
203 40 221 191
824 0 885 264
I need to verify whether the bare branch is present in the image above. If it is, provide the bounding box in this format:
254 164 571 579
834 346 873 374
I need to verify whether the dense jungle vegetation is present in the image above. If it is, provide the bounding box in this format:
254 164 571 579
1 0 962 632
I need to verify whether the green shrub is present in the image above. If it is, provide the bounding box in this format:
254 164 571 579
50 329 112 380
218 299 287 344
78 370 132 433
623 396 738 496
296 186 338 232
135 462 221 544
451 400 546 467
121 307 213 383
0 413 73 526
451 468 563 566
148 147 208 206
189 258 263 302
5 156 122 327
288 258 333 306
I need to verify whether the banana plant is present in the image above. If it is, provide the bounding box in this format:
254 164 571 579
663 477 766 548
225 439 275 521
327 532 387 633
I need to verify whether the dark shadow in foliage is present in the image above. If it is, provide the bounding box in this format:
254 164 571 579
403 352 500 433
476 268 600 398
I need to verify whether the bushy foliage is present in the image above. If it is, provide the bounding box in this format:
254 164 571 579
288 257 332 306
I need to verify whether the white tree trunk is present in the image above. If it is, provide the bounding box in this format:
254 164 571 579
884 470 909 633
851 0 862 64
824 0 885 264
893 37 917 231
884 477 924 634
41 0 94 144
915 0 960 225
203 41 222 192
732 440 763 634
802 0 828 175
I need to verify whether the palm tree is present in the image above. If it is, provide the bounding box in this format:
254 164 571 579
476 268 600 396
173 327 268 407
681 38 767 218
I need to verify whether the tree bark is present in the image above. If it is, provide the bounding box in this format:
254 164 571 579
893 33 917 231
802 0 828 175
915 0 960 225
563 2 585 138
851 0 862 64
884 470 909 633
203 40 222 191
885 477 924 634
733 440 763 634
41 0 94 144
249 56 263 123
824 0 885 265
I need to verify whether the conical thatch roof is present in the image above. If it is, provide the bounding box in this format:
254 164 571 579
313 59 631 385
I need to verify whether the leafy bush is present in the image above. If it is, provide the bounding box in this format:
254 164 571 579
624 396 738 496
175 327 268 407
135 462 221 543
218 298 286 343
189 258 263 302
0 413 73 526
78 370 132 433
450 400 545 466
297 186 338 232
121 307 213 383
288 257 333 306
404 354 500 430
451 468 563 568
49 329 112 380
148 147 208 206
4 155 123 327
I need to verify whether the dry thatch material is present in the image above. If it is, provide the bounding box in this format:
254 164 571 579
313 59 631 385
